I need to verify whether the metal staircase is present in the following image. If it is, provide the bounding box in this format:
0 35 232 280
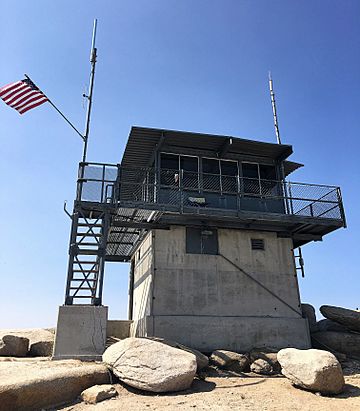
64 207 110 305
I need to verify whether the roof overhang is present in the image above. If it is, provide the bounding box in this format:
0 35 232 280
121 126 295 168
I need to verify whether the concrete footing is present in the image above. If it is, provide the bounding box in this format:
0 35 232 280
53 305 108 360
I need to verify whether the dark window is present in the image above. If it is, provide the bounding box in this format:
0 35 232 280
220 160 238 176
259 165 276 180
202 158 221 191
242 162 260 195
202 158 220 174
161 153 179 170
180 156 198 172
160 153 179 185
251 238 265 250
186 227 218 255
259 165 278 195
220 160 238 192
181 156 199 189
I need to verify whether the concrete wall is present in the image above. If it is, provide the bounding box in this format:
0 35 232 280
130 226 310 351
53 306 108 360
130 232 154 336
107 320 132 339
153 227 301 317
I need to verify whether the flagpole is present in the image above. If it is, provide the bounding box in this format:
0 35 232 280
82 19 98 163
24 74 85 141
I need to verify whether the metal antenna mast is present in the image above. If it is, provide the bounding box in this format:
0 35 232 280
268 71 281 145
268 72 305 277
82 19 98 162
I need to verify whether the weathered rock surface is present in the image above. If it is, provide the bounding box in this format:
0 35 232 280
249 349 280 373
320 305 360 332
81 384 117 404
278 348 344 394
0 359 109 411
311 331 360 358
148 337 209 371
0 329 55 357
210 350 249 372
250 358 273 375
316 319 349 333
0 335 29 357
301 303 318 332
103 337 197 392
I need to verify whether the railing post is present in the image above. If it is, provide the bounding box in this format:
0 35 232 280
76 163 84 201
179 169 184 213
288 182 294 215
337 187 347 227
237 175 241 214
100 165 105 203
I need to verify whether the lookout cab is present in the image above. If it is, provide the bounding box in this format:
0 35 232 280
54 126 346 358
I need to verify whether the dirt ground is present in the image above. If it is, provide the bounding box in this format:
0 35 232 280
58 364 360 411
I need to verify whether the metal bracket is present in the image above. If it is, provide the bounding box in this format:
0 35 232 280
294 246 305 278
63 201 73 220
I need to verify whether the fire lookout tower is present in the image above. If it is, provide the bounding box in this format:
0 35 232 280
54 126 346 359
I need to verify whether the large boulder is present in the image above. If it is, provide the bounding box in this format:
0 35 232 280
311 331 360 358
278 348 344 395
210 350 249 372
249 349 280 373
320 305 360 332
301 303 318 332
0 329 55 357
81 384 117 404
148 337 209 371
103 337 197 392
316 319 349 333
0 335 29 357
250 358 273 375
0 359 109 411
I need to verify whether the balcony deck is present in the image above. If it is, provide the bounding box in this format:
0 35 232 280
75 162 346 259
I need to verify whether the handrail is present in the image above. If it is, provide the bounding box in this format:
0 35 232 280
75 162 345 223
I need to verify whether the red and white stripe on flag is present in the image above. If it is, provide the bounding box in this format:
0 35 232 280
0 78 48 114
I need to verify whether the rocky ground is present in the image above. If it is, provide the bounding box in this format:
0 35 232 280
57 369 360 411
2 303 360 410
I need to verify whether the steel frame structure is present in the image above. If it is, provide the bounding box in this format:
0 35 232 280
63 161 346 305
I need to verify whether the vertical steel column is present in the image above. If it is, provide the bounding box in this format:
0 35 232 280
64 210 79 305
95 211 111 305
128 259 135 320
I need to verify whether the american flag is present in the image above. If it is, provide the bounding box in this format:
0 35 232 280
0 78 48 114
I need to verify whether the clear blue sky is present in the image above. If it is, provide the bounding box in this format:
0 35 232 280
0 0 359 328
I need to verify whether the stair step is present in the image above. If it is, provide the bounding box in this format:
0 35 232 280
70 287 96 290
70 295 95 299
76 233 102 237
72 269 98 273
74 261 98 264
78 223 102 228
77 250 101 255
71 278 97 282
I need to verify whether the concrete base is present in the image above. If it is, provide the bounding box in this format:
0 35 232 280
131 315 311 352
107 320 132 339
53 305 108 361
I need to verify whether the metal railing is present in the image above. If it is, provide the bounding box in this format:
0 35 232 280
76 163 346 223
76 162 119 204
